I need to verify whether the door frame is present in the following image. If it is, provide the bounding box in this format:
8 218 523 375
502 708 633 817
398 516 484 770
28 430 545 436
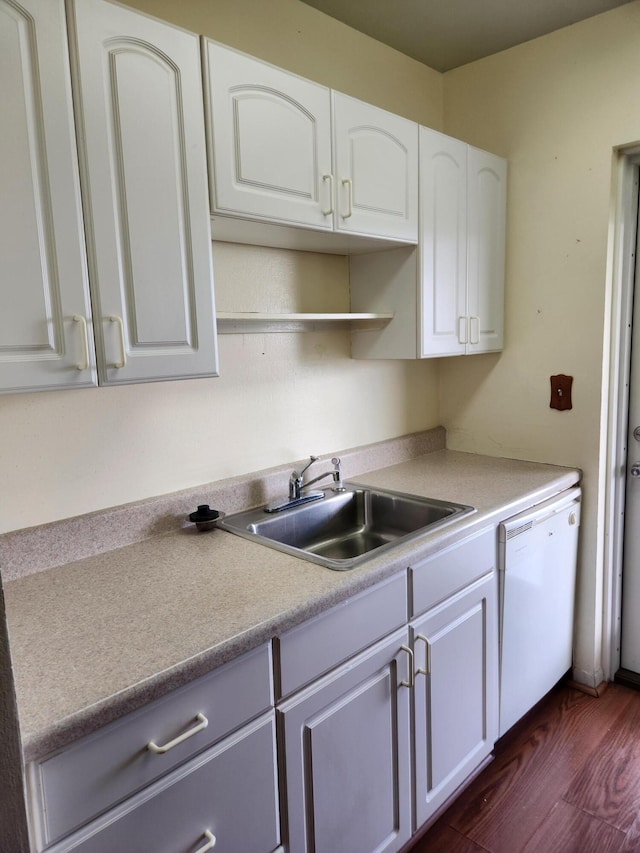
603 145 640 680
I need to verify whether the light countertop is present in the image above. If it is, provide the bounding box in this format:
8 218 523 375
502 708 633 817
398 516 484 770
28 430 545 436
3 448 580 762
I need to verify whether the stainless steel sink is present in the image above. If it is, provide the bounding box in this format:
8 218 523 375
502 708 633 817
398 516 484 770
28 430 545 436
218 483 475 570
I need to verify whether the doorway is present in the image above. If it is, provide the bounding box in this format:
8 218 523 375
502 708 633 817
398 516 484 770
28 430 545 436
620 188 640 681
604 147 640 682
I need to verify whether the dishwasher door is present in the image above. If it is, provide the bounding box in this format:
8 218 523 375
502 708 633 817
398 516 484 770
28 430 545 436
498 487 581 737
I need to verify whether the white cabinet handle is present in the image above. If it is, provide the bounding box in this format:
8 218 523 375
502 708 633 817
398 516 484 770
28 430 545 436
458 316 468 345
399 645 414 689
72 315 90 371
415 634 430 677
147 713 208 754
341 177 353 219
108 315 127 368
469 316 480 345
322 174 334 215
194 830 216 852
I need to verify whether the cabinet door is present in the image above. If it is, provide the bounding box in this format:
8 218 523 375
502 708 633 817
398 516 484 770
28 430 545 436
467 146 506 354
333 93 418 242
412 573 498 829
204 41 333 231
419 128 467 357
68 0 217 385
279 627 412 853
0 0 96 393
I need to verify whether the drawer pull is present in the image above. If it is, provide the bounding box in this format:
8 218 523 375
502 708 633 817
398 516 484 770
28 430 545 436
195 830 216 852
415 634 430 676
399 645 414 689
147 713 208 754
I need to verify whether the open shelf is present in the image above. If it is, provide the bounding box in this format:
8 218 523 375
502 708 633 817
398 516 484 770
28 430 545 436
216 312 394 334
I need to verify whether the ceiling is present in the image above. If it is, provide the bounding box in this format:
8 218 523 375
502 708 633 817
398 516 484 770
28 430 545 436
298 0 633 72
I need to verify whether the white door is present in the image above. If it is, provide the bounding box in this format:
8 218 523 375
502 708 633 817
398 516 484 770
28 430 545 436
204 41 333 230
620 232 640 673
333 93 418 242
412 574 498 828
69 0 217 385
419 128 467 357
467 146 506 354
278 627 412 853
0 0 96 393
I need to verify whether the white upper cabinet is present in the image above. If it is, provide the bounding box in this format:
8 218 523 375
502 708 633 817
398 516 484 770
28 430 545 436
203 42 418 246
204 41 333 231
467 146 506 354
419 129 468 357
420 129 506 357
351 129 506 360
332 93 418 242
0 0 96 393
68 0 218 385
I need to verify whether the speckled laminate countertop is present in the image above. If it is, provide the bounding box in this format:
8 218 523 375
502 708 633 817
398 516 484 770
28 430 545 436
3 448 580 763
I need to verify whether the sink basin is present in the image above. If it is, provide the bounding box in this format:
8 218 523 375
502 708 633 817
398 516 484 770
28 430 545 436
218 483 475 570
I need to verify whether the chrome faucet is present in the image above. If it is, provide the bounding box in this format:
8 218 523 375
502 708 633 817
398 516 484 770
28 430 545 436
265 456 345 513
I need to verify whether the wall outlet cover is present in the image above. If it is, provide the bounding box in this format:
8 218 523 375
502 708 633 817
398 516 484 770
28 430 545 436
550 374 573 410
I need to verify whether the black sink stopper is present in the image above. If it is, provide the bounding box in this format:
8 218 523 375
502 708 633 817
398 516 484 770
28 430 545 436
189 504 221 531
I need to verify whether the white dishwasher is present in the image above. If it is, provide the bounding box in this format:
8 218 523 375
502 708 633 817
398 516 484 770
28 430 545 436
498 486 581 737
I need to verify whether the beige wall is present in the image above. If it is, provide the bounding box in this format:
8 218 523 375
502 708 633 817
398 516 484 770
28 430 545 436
126 0 443 128
0 0 442 534
441 1 640 684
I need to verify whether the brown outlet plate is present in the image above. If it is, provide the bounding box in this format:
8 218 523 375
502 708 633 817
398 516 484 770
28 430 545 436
550 374 573 410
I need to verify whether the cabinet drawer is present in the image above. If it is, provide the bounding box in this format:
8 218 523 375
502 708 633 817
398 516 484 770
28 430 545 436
410 527 496 616
45 713 280 853
31 643 273 847
275 572 407 698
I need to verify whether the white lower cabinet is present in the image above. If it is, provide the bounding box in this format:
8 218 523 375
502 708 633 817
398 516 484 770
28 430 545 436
278 627 413 853
276 533 499 851
29 644 280 853
409 527 499 828
28 532 499 853
412 573 498 827
45 713 280 853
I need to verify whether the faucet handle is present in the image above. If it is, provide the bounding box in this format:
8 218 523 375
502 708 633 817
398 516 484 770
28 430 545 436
297 455 319 477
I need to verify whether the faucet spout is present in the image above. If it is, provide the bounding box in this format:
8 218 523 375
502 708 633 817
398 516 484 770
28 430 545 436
265 456 345 513
303 457 344 492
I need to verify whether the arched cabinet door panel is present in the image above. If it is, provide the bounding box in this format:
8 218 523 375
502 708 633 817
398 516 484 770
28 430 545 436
467 146 506 355
204 41 333 230
419 128 468 357
69 0 218 385
0 0 96 393
332 92 418 242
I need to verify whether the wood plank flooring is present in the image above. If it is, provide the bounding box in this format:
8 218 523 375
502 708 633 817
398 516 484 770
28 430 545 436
407 681 640 853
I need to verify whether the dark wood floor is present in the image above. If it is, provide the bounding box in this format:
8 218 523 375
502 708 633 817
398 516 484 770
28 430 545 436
407 681 640 853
